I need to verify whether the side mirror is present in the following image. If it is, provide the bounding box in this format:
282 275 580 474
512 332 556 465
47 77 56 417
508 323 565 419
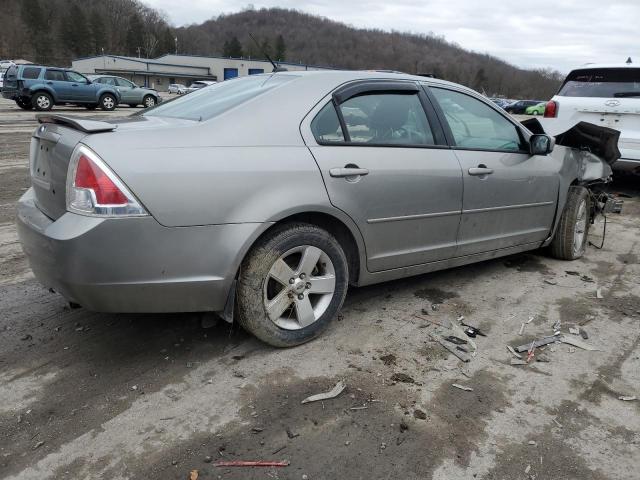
530 134 554 155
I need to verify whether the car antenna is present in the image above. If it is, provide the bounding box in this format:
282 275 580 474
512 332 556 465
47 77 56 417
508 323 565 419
249 33 287 73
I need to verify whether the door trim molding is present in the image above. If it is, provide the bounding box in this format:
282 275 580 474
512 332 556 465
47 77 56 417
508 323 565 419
367 210 460 224
463 201 554 215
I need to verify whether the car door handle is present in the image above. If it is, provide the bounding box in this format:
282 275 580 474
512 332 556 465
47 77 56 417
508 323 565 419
330 167 369 178
46 81 53 85
72 84 78 87
468 165 494 176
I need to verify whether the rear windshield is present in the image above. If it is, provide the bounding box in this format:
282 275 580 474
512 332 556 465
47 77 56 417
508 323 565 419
145 74 297 121
558 68 640 98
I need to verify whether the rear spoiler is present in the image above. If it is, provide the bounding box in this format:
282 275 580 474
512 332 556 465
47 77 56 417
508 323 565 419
522 119 621 166
36 114 117 133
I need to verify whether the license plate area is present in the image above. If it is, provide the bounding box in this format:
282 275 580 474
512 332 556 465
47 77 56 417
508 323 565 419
31 138 55 189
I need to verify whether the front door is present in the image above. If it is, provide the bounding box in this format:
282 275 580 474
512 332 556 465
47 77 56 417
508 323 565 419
428 86 559 256
64 71 93 101
115 77 136 103
304 82 463 272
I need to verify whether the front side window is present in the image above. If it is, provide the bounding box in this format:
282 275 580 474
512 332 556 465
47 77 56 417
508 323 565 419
558 68 640 98
116 78 133 87
145 74 297 121
339 93 435 145
66 71 87 83
431 88 524 151
22 67 41 79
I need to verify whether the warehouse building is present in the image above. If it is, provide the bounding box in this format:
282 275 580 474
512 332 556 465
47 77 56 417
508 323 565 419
72 54 330 91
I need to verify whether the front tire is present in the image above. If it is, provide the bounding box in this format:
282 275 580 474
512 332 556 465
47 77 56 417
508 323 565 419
550 186 591 260
32 92 53 111
99 93 116 111
143 95 156 108
16 98 32 110
237 223 349 347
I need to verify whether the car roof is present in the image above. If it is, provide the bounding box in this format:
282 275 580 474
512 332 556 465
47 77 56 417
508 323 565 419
571 63 639 71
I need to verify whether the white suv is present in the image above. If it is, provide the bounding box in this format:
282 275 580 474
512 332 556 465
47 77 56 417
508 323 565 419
541 64 640 174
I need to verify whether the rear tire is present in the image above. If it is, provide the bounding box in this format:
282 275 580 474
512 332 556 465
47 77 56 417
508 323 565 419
99 93 116 111
237 223 349 347
85 104 97 110
16 98 32 110
549 186 591 260
32 92 53 111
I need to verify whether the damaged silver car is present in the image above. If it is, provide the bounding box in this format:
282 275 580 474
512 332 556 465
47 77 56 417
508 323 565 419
16 71 620 347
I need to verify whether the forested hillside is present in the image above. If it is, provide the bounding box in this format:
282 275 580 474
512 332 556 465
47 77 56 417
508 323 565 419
0 1 563 98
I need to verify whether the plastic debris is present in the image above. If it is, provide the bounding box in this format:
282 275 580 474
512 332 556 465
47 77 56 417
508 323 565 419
596 288 604 299
433 335 471 362
444 335 467 345
519 316 535 335
618 396 637 401
544 279 558 285
460 320 486 337
526 340 536 363
569 327 580 335
301 381 346 404
525 465 531 474
510 359 528 366
559 335 599 351
214 460 290 467
452 383 473 392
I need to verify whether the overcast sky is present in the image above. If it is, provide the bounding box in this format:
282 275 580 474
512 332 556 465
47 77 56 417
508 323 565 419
144 0 638 72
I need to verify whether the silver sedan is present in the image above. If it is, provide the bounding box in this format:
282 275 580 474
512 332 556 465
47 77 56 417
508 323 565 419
16 71 617 347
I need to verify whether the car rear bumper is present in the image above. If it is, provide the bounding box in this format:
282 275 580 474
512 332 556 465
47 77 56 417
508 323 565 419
16 188 265 313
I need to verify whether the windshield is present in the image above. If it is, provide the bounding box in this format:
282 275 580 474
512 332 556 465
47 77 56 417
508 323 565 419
558 68 640 98
144 74 297 121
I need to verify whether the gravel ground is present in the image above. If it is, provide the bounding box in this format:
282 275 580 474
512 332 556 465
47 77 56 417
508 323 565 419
0 97 638 480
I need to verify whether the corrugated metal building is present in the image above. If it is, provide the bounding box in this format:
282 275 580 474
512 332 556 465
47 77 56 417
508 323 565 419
72 54 330 90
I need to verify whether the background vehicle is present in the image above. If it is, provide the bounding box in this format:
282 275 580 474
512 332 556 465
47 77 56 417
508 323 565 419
1 65 120 111
0 60 16 89
16 71 616 348
489 97 511 109
504 99 545 114
185 80 216 93
89 75 162 108
525 102 546 115
541 63 640 174
168 83 187 94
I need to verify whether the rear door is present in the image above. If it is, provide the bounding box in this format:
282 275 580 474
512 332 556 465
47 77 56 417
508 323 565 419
427 86 558 256
44 69 70 100
303 81 463 272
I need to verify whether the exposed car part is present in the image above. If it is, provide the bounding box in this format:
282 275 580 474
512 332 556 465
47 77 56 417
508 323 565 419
549 186 591 260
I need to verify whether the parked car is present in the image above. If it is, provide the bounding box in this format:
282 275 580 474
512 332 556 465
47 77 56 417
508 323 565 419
1 64 120 111
504 100 545 114
185 80 216 93
525 102 546 115
489 97 511 109
0 60 16 89
89 75 161 108
168 83 187 94
541 63 640 174
16 71 618 348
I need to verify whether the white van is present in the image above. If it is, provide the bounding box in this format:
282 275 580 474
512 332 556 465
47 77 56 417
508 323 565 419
540 64 640 174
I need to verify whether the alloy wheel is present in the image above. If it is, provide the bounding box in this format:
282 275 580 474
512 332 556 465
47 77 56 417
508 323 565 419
102 96 115 109
263 245 336 330
36 95 50 109
573 199 588 257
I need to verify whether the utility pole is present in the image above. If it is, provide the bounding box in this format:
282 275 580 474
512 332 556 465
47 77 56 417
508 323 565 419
137 47 141 58
175 37 178 55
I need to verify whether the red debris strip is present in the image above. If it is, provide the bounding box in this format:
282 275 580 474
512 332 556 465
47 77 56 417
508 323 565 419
213 460 290 467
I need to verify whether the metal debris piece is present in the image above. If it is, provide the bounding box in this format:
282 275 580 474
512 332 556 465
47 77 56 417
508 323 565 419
596 288 604 299
525 465 531 474
580 328 589 340
286 427 299 439
552 418 563 428
569 327 580 335
433 335 471 362
565 270 580 276
33 441 44 450
301 381 346 404
528 440 537 446
510 359 528 366
214 460 290 467
536 354 550 363
445 335 468 345
544 279 558 285
452 383 473 392
526 340 536 363
507 345 522 359
514 335 559 353
460 320 486 337
349 405 368 411
559 335 600 351
618 396 637 401
568 347 576 353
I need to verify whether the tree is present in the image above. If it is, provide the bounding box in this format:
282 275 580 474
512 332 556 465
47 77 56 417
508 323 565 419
274 34 286 61
90 9 107 55
472 67 488 93
126 13 144 57
60 3 90 57
223 36 243 57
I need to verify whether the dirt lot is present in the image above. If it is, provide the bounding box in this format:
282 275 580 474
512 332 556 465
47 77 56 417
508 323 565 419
0 97 638 480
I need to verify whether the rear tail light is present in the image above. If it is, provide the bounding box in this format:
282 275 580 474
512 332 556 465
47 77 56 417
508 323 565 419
66 144 147 217
544 100 558 118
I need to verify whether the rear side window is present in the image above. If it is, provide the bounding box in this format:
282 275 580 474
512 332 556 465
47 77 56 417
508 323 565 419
145 74 297 121
431 88 524 152
338 93 434 145
310 103 345 143
22 67 41 79
558 68 640 98
45 70 65 81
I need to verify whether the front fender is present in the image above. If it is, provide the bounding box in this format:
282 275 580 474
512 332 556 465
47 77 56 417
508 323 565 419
96 86 121 102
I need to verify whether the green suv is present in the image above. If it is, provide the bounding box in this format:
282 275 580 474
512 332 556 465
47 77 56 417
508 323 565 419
89 75 162 108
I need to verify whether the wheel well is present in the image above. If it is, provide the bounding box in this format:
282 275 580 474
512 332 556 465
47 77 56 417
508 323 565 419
261 212 361 284
32 90 52 100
